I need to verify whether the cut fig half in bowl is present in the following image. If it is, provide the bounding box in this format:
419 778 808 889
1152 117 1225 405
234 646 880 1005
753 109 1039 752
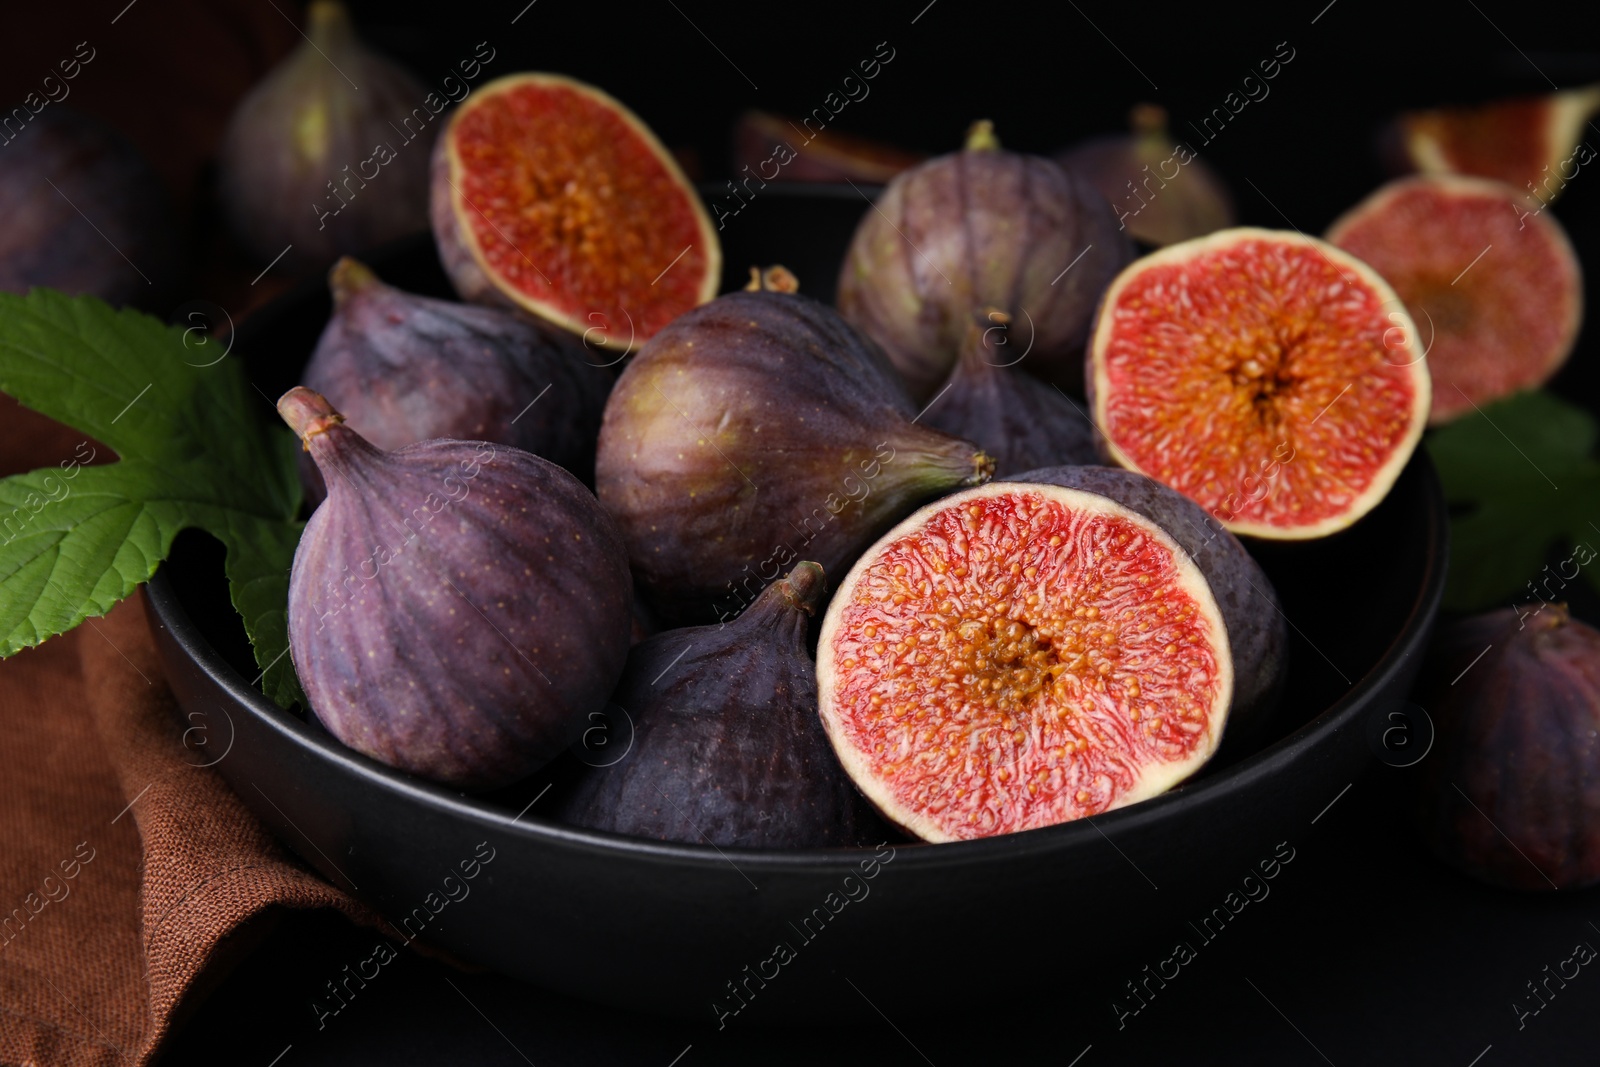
144 208 1449 1025
1087 227 1431 540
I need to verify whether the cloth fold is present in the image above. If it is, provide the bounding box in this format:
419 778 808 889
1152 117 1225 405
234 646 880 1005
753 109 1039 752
1 594 372 1067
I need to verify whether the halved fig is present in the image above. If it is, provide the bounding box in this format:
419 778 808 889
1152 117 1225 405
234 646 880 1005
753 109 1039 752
1386 85 1600 202
817 480 1233 842
733 109 927 183
1088 227 1430 540
431 73 720 351
1326 175 1583 425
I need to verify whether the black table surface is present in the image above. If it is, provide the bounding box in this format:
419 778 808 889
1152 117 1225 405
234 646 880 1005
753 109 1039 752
160 760 1597 1067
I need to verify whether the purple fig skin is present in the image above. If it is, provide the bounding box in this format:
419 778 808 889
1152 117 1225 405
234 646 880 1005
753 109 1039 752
596 270 994 626
0 107 181 305
1005 465 1288 740
300 257 610 502
1416 605 1600 891
836 121 1134 402
556 562 885 847
923 312 1098 477
279 387 632 791
1056 104 1236 248
219 2 434 269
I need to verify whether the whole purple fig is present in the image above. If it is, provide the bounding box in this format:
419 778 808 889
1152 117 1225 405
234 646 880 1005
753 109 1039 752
1056 104 1236 248
596 266 993 626
556 562 883 848
836 121 1133 401
279 387 631 790
219 1 434 270
0 106 181 305
301 257 610 500
1416 604 1600 891
923 310 1098 476
1006 465 1288 741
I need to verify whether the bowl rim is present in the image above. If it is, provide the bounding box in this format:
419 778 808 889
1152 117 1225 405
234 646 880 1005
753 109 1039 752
144 452 1448 875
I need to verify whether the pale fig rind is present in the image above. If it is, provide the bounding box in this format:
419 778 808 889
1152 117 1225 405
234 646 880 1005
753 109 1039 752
817 480 1234 842
1416 605 1600 891
302 257 610 498
556 562 883 848
595 278 993 625
923 313 1098 476
280 387 632 790
1087 227 1431 541
219 1 434 268
1007 465 1287 740
836 124 1134 401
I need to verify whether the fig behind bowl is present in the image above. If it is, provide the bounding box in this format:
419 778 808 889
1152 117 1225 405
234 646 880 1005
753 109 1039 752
218 1 435 269
0 106 181 305
1416 604 1600 891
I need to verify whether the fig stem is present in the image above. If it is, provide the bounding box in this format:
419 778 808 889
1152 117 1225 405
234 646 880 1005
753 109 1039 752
1130 103 1169 138
743 265 801 293
965 120 1000 152
278 386 347 449
778 562 827 616
329 257 380 307
306 0 354 48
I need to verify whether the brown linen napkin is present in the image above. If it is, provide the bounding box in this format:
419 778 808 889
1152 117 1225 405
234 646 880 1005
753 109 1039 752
1 591 376 1067
0 588 377 1067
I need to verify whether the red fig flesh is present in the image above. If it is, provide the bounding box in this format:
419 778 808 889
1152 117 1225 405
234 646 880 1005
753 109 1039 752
817 480 1233 841
1326 175 1583 425
1088 228 1430 539
280 387 631 790
1009 465 1286 742
1386 85 1600 204
732 110 927 184
431 73 719 351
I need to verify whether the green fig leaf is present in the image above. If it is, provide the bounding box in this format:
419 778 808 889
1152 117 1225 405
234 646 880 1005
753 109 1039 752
1426 390 1600 612
0 289 305 708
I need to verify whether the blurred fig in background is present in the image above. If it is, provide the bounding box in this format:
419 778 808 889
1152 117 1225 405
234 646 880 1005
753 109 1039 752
218 0 434 271
1416 605 1600 891
1326 175 1583 425
0 107 181 305
732 109 927 184
837 121 1132 401
1382 85 1600 206
1057 103 1235 248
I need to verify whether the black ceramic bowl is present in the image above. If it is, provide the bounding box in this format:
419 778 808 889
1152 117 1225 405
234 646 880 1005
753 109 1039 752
144 190 1448 1024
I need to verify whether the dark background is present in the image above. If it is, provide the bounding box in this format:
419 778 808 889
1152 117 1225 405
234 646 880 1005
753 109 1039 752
7 0 1600 1063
